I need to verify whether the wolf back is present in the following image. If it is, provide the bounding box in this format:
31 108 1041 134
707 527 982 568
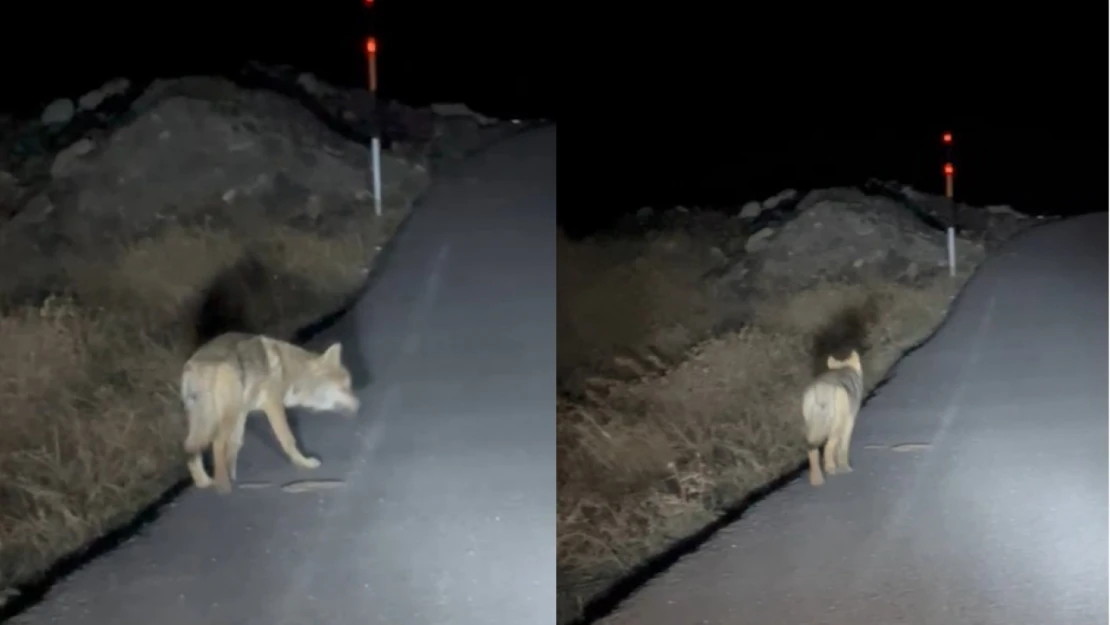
802 366 863 447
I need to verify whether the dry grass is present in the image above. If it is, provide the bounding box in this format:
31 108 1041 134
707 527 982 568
557 228 738 397
0 209 405 592
556 227 972 622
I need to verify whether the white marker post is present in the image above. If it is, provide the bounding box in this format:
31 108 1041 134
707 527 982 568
942 131 956 277
365 35 382 217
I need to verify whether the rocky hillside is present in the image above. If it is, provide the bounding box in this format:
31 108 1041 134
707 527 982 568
561 182 1046 396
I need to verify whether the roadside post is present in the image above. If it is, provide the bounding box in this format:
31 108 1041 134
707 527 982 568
942 131 956 277
364 0 382 216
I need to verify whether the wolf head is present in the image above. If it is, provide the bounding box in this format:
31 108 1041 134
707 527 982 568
826 350 862 375
285 342 361 416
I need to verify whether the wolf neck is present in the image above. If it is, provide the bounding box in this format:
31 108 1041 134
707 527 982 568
265 337 315 380
836 363 862 377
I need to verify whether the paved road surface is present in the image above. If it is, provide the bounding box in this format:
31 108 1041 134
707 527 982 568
601 212 1108 625
12 127 556 625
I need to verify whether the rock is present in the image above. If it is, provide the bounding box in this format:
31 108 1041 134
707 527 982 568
0 170 22 215
41 99 75 126
296 72 323 97
0 64 510 237
985 204 1019 216
50 138 96 178
739 188 987 286
13 77 431 246
762 188 797 210
738 200 762 220
636 206 653 221
77 78 131 111
430 102 497 126
745 227 775 252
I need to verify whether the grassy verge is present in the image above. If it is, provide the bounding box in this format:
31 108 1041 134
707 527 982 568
556 226 974 622
0 209 406 594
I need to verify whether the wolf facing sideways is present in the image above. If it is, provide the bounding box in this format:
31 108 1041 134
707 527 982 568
801 349 864 486
181 332 361 494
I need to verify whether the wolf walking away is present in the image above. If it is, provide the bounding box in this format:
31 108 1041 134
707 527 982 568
801 350 863 486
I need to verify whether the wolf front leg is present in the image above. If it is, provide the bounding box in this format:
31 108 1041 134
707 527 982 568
807 447 825 486
261 399 321 470
211 430 234 494
226 412 249 483
833 415 857 474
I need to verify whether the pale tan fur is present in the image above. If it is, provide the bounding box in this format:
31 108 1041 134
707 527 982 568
801 350 863 487
180 332 360 493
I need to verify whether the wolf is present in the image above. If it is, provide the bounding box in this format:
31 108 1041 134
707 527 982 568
801 349 863 486
181 332 361 493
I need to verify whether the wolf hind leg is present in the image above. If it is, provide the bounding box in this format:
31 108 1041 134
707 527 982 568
807 447 825 486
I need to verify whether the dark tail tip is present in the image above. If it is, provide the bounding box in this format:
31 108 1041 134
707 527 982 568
809 296 879 376
192 247 271 349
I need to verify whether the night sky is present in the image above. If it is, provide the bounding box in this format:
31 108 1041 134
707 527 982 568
0 1 553 119
554 9 1105 235
0 4 1101 237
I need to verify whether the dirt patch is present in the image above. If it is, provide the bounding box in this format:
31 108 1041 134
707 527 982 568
0 69 516 595
556 188 1041 623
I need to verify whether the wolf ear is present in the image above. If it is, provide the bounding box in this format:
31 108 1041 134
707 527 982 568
320 342 343 366
826 355 841 369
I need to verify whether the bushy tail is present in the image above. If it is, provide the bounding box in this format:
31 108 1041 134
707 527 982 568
809 297 879 376
192 247 273 350
191 244 323 350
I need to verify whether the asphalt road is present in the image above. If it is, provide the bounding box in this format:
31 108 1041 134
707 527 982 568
11 126 557 625
600 212 1108 625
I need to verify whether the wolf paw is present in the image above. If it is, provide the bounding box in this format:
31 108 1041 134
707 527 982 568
193 476 214 489
296 457 322 470
215 480 233 495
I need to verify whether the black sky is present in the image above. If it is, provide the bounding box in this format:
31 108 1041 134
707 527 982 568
0 3 1103 235
556 8 1105 233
